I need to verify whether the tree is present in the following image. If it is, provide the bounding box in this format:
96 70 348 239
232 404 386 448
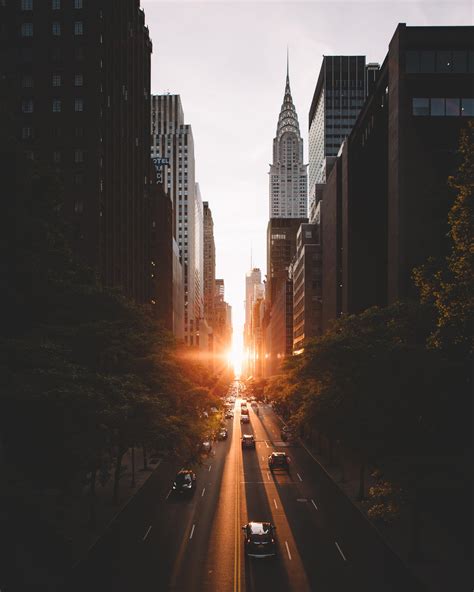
413 120 474 356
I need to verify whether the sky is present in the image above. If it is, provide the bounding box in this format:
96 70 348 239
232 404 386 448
141 0 472 355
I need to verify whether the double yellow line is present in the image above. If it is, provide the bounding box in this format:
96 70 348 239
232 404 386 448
233 416 241 592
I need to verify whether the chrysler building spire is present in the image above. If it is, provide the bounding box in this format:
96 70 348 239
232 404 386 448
269 56 308 218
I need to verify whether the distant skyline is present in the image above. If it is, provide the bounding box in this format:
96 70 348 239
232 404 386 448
142 0 473 353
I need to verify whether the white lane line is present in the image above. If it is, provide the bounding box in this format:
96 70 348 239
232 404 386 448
208 465 212 472
273 498 278 509
165 489 172 500
285 541 292 560
297 472 303 482
189 524 196 540
265 440 270 448
142 525 152 542
335 541 347 562
267 471 271 481
311 498 318 510
262 455 265 461
201 487 206 497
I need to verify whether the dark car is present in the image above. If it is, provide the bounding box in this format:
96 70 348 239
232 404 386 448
242 522 277 558
240 413 250 424
200 439 212 453
281 425 292 441
268 452 290 472
242 434 256 449
225 410 234 419
217 428 228 440
172 470 196 496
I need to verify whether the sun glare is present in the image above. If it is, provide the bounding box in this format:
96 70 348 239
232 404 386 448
228 337 244 378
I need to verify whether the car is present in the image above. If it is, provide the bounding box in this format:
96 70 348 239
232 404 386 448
240 399 247 406
268 452 290 472
242 522 277 558
281 425 292 441
225 411 234 419
240 413 250 424
242 434 256 449
172 470 196 496
217 428 228 440
201 439 212 453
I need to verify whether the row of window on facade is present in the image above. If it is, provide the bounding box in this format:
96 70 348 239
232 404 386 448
21 21 83 37
20 0 83 9
19 46 86 62
412 97 474 117
406 50 474 74
22 73 83 87
21 98 84 112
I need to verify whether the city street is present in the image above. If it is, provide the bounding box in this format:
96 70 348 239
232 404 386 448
69 382 422 592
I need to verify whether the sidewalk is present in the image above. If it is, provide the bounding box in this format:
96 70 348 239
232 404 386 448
298 433 470 592
0 447 165 591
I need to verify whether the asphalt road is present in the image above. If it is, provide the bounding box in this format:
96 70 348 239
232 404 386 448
68 380 423 592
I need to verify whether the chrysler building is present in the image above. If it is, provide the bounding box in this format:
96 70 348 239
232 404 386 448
269 59 308 218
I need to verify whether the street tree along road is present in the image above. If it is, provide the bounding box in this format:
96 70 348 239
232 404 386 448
69 381 422 592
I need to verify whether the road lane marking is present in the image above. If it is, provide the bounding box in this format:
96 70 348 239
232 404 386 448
335 541 347 562
165 489 172 500
261 455 265 460
296 498 307 502
297 472 303 482
208 465 212 471
189 524 196 540
201 487 206 497
285 540 292 560
142 525 152 541
273 498 278 509
265 440 270 448
267 471 271 481
311 499 318 510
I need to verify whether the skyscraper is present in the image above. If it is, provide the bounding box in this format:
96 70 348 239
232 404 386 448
308 56 379 219
244 267 263 343
151 94 200 344
269 60 308 219
203 202 216 330
0 0 153 303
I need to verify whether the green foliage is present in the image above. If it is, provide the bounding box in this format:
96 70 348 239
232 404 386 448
413 120 474 355
0 156 219 495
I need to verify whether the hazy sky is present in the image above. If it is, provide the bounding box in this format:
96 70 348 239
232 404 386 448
142 0 472 351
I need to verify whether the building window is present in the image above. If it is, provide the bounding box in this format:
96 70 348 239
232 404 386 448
21 99 33 113
52 99 61 112
412 98 429 116
21 0 33 10
74 98 84 111
74 0 83 7
21 23 33 37
430 98 445 116
21 126 33 139
52 22 61 36
74 149 84 163
53 150 61 163
74 73 83 86
21 75 33 88
52 73 61 86
74 173 84 185
74 200 84 213
74 21 83 35
461 98 474 116
52 0 60 8
445 98 460 116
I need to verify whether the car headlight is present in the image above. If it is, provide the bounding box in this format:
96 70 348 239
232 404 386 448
172 484 177 489
186 483 192 488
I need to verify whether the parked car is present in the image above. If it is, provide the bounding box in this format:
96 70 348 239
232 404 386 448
225 410 234 419
242 434 256 449
268 452 290 473
217 428 228 440
281 425 292 441
172 470 196 496
242 522 277 558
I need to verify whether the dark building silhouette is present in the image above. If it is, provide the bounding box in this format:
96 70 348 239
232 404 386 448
321 23 474 327
291 222 322 352
308 55 379 221
0 0 154 303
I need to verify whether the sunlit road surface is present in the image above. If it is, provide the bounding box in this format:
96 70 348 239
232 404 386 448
69 381 422 592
